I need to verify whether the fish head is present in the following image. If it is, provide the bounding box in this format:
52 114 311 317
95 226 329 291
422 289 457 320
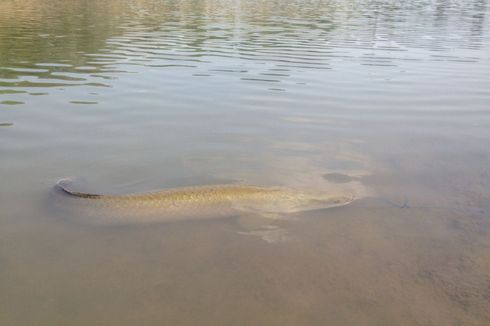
278 191 354 213
240 190 354 215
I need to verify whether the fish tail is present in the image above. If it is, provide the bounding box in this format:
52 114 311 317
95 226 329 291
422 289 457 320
56 177 102 199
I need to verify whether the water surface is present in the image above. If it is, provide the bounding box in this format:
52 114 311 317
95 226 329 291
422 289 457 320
1 0 490 325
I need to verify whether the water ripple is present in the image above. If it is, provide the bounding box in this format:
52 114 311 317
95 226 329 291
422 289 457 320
0 0 488 105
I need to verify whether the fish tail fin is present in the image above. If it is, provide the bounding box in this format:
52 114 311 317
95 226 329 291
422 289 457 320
56 177 102 199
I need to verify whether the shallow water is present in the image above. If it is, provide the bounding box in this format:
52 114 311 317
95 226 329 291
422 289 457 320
1 0 490 324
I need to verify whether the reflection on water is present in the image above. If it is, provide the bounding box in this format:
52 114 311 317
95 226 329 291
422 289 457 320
1 0 489 98
1 0 490 325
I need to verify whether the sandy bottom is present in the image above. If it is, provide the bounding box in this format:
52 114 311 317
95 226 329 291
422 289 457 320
1 193 489 326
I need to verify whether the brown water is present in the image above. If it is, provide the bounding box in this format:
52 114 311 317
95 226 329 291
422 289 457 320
1 0 490 324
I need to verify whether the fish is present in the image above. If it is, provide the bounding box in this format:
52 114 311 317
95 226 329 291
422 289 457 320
53 177 354 225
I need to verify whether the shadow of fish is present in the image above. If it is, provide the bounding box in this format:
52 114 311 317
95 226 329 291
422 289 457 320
53 177 354 225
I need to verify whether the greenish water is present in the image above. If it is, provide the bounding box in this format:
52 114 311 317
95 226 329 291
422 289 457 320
1 0 490 324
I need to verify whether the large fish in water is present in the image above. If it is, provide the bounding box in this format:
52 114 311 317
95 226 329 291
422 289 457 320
53 177 354 225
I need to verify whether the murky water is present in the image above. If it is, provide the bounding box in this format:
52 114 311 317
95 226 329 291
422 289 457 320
1 0 490 324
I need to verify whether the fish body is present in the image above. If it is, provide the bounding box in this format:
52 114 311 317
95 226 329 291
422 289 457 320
54 177 353 225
